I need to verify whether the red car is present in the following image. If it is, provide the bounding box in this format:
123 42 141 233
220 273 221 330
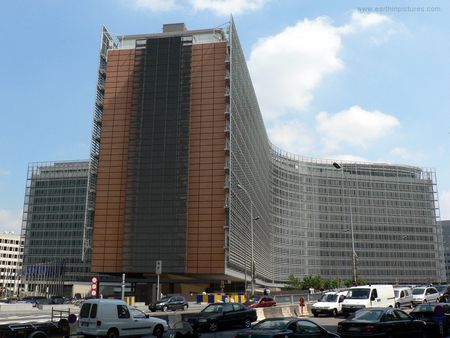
245 296 277 308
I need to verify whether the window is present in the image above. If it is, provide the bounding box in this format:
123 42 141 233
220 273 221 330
223 304 233 312
90 304 97 318
117 305 130 319
296 320 321 334
80 303 91 318
130 308 146 319
382 311 396 322
394 310 410 320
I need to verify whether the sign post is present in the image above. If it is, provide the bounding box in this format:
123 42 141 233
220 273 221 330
156 260 162 301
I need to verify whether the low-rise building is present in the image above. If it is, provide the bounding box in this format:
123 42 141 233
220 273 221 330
0 232 23 297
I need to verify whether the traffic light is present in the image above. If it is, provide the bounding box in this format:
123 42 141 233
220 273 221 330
91 276 100 298
155 260 162 275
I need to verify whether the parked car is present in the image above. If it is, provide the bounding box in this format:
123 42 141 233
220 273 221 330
435 285 450 302
412 286 440 306
341 285 395 317
244 295 276 308
410 303 450 336
187 302 257 332
234 317 339 338
78 299 168 338
50 295 65 304
312 291 348 317
149 295 189 312
393 286 413 308
337 307 427 338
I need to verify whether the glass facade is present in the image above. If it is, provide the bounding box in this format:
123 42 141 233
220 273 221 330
22 161 91 294
88 21 444 286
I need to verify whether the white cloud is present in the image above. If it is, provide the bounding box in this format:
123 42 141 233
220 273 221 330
132 0 176 11
440 191 450 220
189 0 267 15
248 17 344 121
248 11 393 122
338 11 391 34
268 121 315 154
390 147 422 162
0 209 22 233
316 105 400 152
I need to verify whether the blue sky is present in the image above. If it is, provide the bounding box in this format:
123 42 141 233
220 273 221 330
0 0 449 232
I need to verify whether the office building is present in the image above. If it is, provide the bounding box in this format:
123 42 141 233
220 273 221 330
441 220 450 282
0 232 23 297
86 21 444 291
21 161 91 296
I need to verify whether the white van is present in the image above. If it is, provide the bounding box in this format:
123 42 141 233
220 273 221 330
78 299 168 338
393 286 413 308
341 285 395 317
311 290 348 317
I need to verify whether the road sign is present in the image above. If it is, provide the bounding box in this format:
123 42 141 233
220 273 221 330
91 275 100 298
156 260 162 275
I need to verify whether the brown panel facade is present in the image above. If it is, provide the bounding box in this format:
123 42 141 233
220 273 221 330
92 49 136 273
187 42 227 274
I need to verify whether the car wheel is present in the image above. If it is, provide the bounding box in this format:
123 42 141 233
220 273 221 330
208 321 218 332
332 309 338 317
243 318 252 328
150 309 156 312
183 304 188 311
395 302 400 308
153 324 164 338
106 329 119 338
162 305 168 312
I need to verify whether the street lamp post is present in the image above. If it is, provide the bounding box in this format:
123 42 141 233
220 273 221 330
237 183 257 296
333 162 357 285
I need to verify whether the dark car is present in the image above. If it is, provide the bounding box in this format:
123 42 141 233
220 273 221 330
337 307 427 338
149 295 189 312
244 295 277 308
435 285 450 302
187 302 257 332
168 321 199 338
410 303 450 336
234 317 339 338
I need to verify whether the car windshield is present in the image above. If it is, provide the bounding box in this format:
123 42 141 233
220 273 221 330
253 319 291 330
347 288 370 299
202 304 223 313
159 296 171 302
318 294 338 302
411 304 434 312
394 290 399 297
413 288 425 295
353 309 384 321
248 296 260 303
436 286 448 292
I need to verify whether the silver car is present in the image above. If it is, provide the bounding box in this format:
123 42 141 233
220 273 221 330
412 286 440 305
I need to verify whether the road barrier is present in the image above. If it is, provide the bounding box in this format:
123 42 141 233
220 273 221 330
196 293 247 304
151 303 311 327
